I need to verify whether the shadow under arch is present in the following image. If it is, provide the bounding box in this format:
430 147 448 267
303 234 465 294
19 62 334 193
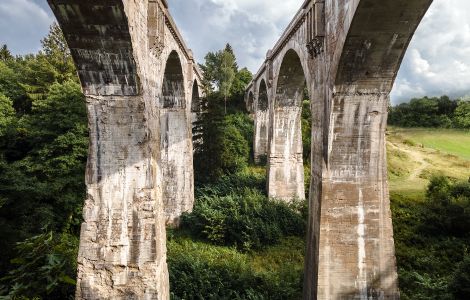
267 49 307 201
160 50 194 226
162 50 185 109
191 80 201 113
247 91 254 113
253 79 270 163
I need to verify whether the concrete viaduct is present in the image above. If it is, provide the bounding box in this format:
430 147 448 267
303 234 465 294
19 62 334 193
246 0 433 299
47 0 202 298
47 0 433 299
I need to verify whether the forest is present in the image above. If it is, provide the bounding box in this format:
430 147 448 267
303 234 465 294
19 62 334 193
0 25 469 299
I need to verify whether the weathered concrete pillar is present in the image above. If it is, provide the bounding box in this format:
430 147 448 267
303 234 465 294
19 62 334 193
303 0 433 298
160 51 194 226
253 80 270 163
267 50 305 200
79 95 168 299
47 0 198 297
305 92 398 299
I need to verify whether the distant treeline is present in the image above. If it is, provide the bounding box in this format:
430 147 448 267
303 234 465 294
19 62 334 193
388 96 470 129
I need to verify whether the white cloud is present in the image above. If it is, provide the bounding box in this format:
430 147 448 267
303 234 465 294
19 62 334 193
0 0 54 55
168 0 302 72
391 0 470 104
1 0 468 105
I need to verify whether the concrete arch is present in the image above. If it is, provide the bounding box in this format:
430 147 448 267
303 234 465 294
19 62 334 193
253 79 270 163
258 79 269 111
191 80 201 113
161 50 186 108
159 49 194 227
274 49 306 107
304 1 434 299
268 49 306 200
246 91 254 113
272 45 311 96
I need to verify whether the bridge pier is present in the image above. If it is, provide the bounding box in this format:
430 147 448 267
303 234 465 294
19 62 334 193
78 95 168 299
48 0 201 298
254 80 270 164
305 93 399 299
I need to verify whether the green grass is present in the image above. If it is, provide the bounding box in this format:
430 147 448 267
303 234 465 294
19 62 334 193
387 127 470 193
389 127 470 161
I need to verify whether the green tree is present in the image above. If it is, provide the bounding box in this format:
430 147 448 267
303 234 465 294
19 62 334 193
0 231 78 299
220 49 236 114
0 93 15 139
0 45 13 62
453 100 470 129
40 23 76 83
199 44 238 113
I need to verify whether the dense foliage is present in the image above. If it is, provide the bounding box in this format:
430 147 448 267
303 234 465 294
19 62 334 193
193 44 254 183
181 185 306 251
388 96 470 128
169 170 306 300
392 176 470 300
0 24 87 300
1 24 469 299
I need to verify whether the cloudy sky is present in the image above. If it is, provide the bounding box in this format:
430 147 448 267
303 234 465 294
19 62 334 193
1 0 469 104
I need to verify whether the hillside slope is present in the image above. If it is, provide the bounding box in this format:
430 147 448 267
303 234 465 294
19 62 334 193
387 128 470 194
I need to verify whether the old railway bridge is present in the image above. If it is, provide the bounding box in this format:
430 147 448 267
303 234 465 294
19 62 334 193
48 0 433 299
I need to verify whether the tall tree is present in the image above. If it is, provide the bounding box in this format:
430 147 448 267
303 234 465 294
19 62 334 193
40 23 76 82
0 45 13 62
220 49 236 114
200 44 238 113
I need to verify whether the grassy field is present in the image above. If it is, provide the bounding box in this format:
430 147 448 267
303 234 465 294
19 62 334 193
388 127 470 160
387 127 470 194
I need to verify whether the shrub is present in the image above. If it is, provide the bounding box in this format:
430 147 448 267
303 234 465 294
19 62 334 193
449 255 470 299
181 189 306 251
0 231 78 299
167 238 303 300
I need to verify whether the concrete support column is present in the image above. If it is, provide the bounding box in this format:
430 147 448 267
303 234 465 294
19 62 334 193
77 95 168 299
267 106 305 200
304 92 398 299
160 109 193 226
254 108 270 163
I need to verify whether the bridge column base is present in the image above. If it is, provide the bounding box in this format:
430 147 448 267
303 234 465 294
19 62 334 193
76 95 169 300
304 93 399 299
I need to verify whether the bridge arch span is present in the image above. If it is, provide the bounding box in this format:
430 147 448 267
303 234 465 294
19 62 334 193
248 0 434 299
268 49 307 200
191 80 202 113
159 49 194 227
253 79 270 163
305 1 433 299
246 91 255 113
272 44 312 94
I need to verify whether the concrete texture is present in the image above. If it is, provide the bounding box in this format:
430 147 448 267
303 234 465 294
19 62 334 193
246 0 433 298
48 0 201 298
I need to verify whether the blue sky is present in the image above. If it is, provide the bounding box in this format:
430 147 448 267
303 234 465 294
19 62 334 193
1 0 469 104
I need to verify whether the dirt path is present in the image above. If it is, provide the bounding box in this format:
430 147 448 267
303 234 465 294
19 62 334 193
388 142 430 181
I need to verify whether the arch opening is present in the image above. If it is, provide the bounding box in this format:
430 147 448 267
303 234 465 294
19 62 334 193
275 49 306 108
258 80 269 111
247 91 254 113
253 79 270 163
160 50 193 226
191 80 201 113
268 49 307 201
162 51 185 109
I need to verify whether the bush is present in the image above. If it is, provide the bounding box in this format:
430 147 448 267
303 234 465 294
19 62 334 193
181 189 306 251
167 238 303 300
392 177 470 299
0 231 78 299
449 255 470 299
